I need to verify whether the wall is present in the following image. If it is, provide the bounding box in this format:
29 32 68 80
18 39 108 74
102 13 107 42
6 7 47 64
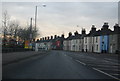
84 37 90 52
109 34 118 53
94 36 101 53
100 35 109 53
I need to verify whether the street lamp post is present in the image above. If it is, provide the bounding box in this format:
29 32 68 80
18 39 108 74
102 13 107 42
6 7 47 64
35 6 37 32
30 18 33 41
34 4 46 32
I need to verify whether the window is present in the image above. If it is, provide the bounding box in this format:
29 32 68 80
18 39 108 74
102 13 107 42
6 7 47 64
80 39 81 43
90 37 91 43
86 45 87 49
79 46 81 50
96 45 98 51
93 37 94 43
96 37 98 43
85 37 87 43
102 36 104 41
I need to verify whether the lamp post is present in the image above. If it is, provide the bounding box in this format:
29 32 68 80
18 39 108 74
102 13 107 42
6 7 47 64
34 4 46 32
35 6 37 32
29 18 33 50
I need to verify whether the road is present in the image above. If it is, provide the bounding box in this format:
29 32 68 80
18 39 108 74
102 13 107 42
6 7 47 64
2 50 119 80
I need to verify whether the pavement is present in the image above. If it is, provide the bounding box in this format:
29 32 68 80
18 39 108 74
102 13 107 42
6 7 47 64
2 50 48 66
2 50 119 80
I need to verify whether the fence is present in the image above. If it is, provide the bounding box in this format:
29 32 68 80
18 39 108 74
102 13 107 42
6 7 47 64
2 48 33 53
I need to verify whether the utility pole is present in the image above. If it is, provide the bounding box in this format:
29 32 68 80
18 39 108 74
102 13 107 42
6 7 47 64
35 6 37 32
34 5 46 32
30 18 32 42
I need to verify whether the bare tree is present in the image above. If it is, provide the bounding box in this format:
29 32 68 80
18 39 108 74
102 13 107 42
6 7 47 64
2 10 39 45
2 10 10 45
8 20 19 40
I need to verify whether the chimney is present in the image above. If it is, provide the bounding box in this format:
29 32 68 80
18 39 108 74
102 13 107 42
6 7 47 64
48 36 50 40
51 36 53 39
114 23 120 32
54 35 57 39
36 39 39 42
33 39 35 42
68 32 72 37
102 22 109 30
57 36 60 38
45 37 47 40
61 34 64 38
90 25 96 34
74 31 78 36
82 28 86 35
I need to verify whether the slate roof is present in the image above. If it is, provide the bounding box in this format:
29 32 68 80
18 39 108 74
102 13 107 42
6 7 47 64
85 28 112 37
64 33 86 40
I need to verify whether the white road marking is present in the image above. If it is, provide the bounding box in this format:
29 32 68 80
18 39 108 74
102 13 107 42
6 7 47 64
110 74 120 76
94 68 120 71
88 64 119 68
92 68 120 80
104 58 118 62
75 60 86 66
103 60 119 65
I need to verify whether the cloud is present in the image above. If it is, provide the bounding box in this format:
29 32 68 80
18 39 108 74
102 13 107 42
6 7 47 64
1 2 118 38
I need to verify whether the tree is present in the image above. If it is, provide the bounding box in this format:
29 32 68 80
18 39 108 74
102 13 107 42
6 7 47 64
16 26 39 41
2 10 10 46
2 10 39 44
8 20 19 40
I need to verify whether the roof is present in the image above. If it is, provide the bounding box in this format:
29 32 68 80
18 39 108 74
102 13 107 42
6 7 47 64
64 34 86 40
85 28 113 37
37 36 65 43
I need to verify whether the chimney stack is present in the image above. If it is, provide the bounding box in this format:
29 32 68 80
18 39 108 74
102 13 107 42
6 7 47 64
48 36 50 40
102 22 109 30
68 32 72 37
114 23 120 33
45 37 47 40
82 28 86 35
54 35 57 39
90 25 96 34
74 31 78 36
51 36 53 39
61 34 64 38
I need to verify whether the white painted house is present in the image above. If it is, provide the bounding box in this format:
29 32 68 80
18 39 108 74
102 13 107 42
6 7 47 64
93 36 101 53
84 25 97 52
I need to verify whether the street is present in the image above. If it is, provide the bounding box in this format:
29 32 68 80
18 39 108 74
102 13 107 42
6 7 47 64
2 50 119 80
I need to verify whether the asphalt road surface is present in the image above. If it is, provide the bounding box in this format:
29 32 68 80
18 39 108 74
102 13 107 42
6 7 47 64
2 50 119 80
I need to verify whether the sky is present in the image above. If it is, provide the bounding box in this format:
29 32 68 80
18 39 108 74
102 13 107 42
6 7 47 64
0 0 119 38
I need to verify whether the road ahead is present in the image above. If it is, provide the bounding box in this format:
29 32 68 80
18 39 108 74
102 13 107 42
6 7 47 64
2 50 119 80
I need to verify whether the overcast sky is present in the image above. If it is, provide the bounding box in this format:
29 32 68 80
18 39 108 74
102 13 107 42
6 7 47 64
1 1 118 38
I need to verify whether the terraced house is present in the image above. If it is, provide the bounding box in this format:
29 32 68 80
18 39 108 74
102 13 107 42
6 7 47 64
63 32 73 51
36 22 120 54
71 29 86 52
84 25 97 52
84 23 112 53
109 24 120 54
63 29 86 52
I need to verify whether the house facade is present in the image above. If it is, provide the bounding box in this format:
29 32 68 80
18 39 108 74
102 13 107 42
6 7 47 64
84 25 96 52
109 24 120 54
36 22 119 54
100 23 112 53
93 36 101 53
64 29 86 52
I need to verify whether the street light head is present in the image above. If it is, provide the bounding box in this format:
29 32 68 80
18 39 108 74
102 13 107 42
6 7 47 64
42 4 46 7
